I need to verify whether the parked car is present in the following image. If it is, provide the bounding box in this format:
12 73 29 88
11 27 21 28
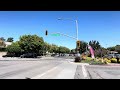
115 54 120 59
51 54 56 57
20 53 37 58
103 54 120 59
2 53 15 57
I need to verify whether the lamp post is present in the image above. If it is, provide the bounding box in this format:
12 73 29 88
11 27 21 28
58 18 79 55
58 18 78 41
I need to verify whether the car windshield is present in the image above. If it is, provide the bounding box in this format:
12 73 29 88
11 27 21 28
1 11 120 79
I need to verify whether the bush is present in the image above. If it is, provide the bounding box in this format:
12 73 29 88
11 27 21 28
106 60 111 63
86 57 92 61
104 58 109 61
111 58 117 63
74 57 82 62
6 42 22 57
89 60 105 65
103 58 111 63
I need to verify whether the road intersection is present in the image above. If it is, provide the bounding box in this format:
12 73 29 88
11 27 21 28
0 57 120 79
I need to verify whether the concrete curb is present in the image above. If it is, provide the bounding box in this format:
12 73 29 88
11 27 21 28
0 57 55 61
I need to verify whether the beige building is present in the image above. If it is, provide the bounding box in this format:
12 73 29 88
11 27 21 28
0 41 12 58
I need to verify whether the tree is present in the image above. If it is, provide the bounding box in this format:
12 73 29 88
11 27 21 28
7 37 14 42
70 49 76 54
18 35 44 54
95 47 108 57
89 40 101 50
59 46 70 54
115 45 120 53
6 42 21 56
107 46 115 51
0 37 5 41
79 41 88 54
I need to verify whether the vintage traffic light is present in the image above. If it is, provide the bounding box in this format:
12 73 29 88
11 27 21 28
45 30 48 35
76 40 80 48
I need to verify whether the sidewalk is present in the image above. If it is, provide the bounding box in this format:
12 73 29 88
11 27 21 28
106 63 120 66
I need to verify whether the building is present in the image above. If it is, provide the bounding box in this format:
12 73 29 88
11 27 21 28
4 42 12 47
0 41 12 58
110 51 118 54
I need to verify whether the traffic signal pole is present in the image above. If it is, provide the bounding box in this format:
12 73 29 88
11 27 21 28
46 18 80 57
45 30 80 56
75 20 80 56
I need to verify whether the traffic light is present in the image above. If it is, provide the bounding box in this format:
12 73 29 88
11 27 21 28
76 40 80 48
45 30 48 36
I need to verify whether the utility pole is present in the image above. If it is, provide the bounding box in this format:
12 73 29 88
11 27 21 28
57 18 80 56
45 18 80 59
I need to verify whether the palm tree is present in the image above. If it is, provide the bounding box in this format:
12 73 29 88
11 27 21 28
89 40 101 50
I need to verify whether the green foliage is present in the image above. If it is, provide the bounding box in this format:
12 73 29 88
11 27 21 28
115 45 120 53
7 37 14 42
107 47 115 51
18 35 44 54
6 42 21 54
86 57 93 61
89 60 105 65
89 40 101 50
59 46 70 54
0 48 6 52
0 37 6 41
111 58 117 63
79 41 87 54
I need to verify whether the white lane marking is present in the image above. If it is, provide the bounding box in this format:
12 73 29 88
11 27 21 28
82 65 88 79
31 66 58 79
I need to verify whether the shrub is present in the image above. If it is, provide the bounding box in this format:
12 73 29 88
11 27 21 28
111 58 117 63
6 42 22 57
86 57 92 61
89 60 105 65
104 58 109 61
75 57 82 62
103 58 111 63
106 60 111 63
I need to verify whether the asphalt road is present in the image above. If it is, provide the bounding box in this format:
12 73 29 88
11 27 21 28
0 58 77 79
85 65 120 79
0 57 120 79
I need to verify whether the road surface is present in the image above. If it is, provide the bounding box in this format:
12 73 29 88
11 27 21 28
0 57 120 79
0 58 78 79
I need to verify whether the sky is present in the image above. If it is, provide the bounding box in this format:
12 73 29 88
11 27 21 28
0 11 120 49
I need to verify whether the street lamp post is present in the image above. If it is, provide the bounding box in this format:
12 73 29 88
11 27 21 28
75 20 79 41
58 18 79 55
58 18 79 41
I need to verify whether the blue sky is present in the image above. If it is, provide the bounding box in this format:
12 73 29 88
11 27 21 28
0 11 120 49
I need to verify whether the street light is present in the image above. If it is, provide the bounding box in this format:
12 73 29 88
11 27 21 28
57 18 79 41
58 18 79 55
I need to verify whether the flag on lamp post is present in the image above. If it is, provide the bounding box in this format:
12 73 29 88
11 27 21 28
88 45 95 59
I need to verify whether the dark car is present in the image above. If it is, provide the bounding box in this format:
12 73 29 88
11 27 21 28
20 53 37 58
2 53 15 58
51 54 56 57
